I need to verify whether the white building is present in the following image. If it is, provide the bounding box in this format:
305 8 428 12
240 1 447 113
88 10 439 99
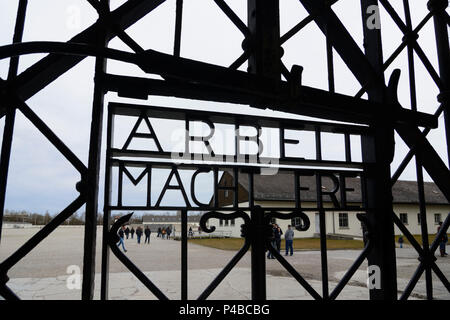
207 171 449 239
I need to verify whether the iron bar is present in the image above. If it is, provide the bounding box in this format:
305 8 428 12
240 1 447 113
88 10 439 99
181 209 188 300
250 206 266 300
81 1 109 299
316 174 329 299
430 0 450 167
213 0 249 37
197 240 251 300
174 0 183 57
402 0 432 300
360 0 398 300
0 0 28 243
7 0 167 105
266 243 322 300
0 41 439 128
0 196 86 273
100 108 115 300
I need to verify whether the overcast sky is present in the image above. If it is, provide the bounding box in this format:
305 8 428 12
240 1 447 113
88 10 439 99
0 0 448 214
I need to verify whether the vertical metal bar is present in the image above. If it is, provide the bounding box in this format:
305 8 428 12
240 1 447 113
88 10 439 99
118 162 123 207
247 0 281 81
326 24 335 94
213 168 219 207
100 109 114 300
174 0 183 57
360 0 397 300
248 172 254 207
146 164 152 207
403 0 432 300
250 205 266 300
316 174 329 299
294 171 300 208
315 127 322 161
344 133 352 163
246 1 279 300
429 0 450 167
181 209 188 300
0 0 28 243
82 0 110 300
233 167 238 208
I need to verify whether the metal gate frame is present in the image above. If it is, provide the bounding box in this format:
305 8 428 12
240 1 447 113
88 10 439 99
0 0 449 300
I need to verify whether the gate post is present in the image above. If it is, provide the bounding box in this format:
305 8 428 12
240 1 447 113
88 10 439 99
360 0 397 300
247 0 280 300
250 205 266 300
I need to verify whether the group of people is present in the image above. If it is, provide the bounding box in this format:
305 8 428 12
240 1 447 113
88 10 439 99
156 226 172 239
117 225 166 252
267 224 295 259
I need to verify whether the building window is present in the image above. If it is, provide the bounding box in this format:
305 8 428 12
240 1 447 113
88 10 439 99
225 190 229 197
224 219 229 227
339 213 349 228
230 219 235 226
434 214 441 225
417 213 421 225
400 213 408 225
219 219 223 226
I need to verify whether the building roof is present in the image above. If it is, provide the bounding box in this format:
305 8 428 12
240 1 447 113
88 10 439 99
142 213 201 223
221 171 448 205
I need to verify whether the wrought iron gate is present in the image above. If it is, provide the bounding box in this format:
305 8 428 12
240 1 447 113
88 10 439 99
0 0 449 300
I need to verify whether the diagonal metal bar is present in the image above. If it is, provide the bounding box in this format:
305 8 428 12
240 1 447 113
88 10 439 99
355 11 435 99
299 0 382 90
267 241 322 300
329 241 372 300
11 94 88 175
280 0 339 45
391 104 445 184
377 0 443 89
0 284 20 300
197 240 251 300
0 0 28 242
229 50 250 70
108 214 169 300
330 214 373 299
400 264 425 300
213 0 250 37
4 0 167 108
0 196 86 273
378 0 408 33
298 0 450 203
394 212 450 299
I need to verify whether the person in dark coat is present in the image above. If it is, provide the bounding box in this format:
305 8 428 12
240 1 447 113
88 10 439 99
438 222 448 257
274 224 283 253
130 227 135 239
117 226 127 252
125 226 130 239
166 227 171 240
398 235 404 248
267 224 276 259
136 226 143 244
144 226 151 244
157 227 162 238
